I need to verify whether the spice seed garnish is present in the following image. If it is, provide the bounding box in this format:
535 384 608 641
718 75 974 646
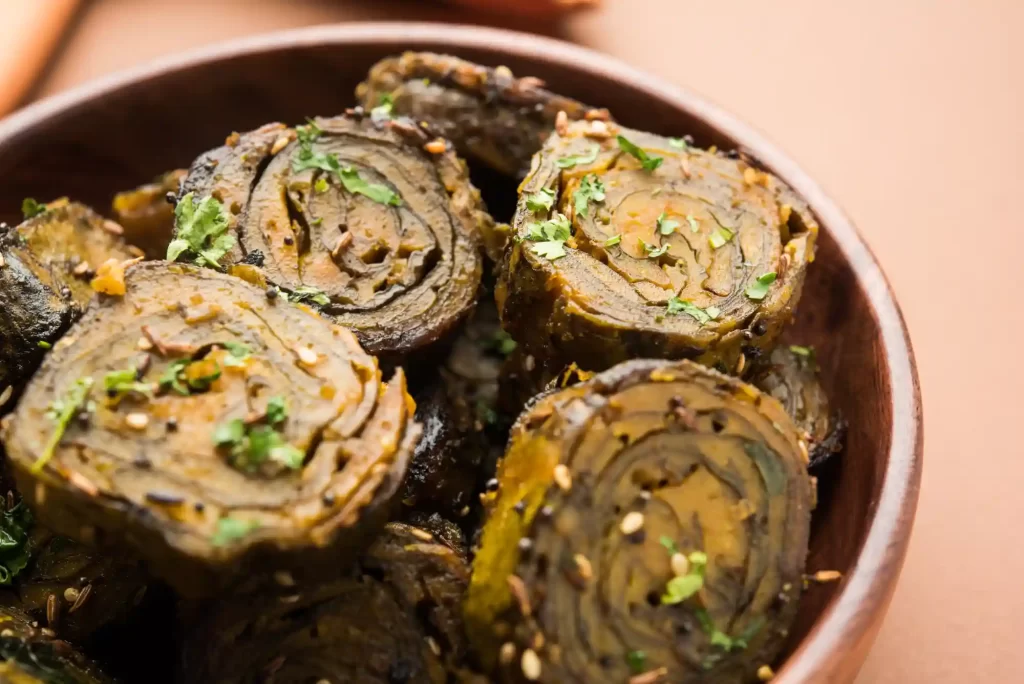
507 574 532 616
758 665 775 681
630 667 669 684
620 511 645 535
808 570 842 583
499 642 517 664
46 594 58 626
553 464 572 491
574 553 593 581
521 648 542 681
63 587 80 603
411 528 434 542
671 552 690 577
69 584 92 613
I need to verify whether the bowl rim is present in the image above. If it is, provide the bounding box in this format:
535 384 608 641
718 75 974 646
0 22 922 682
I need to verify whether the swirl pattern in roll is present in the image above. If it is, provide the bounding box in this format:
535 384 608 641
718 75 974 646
179 522 469 684
174 114 488 363
356 52 605 179
750 345 845 469
497 121 818 376
465 359 813 683
1 262 419 597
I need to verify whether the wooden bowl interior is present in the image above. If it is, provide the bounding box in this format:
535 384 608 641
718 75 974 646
0 31 902 680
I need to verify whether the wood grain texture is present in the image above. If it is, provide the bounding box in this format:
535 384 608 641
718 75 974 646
0 24 922 683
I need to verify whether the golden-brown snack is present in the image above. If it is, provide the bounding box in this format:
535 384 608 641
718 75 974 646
172 114 489 366
497 121 818 376
179 522 469 684
465 359 813 683
0 201 141 406
1 262 419 597
357 52 604 179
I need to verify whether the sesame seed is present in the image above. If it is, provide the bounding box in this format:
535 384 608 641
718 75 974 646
271 135 292 155
125 413 150 430
0 630 12 638
553 464 572 491
426 636 441 656
273 571 296 587
798 440 810 463
555 110 569 136
63 587 80 603
586 120 610 139
72 262 93 277
574 554 593 581
410 528 434 542
523 354 536 371
736 353 746 374
46 594 58 626
40 628 56 638
494 65 514 79
499 642 516 665
809 570 842 583
506 575 532 616
0 385 12 408
102 220 124 236
671 552 690 577
521 649 542 680
69 584 92 613
295 345 319 366
136 336 153 351
758 665 775 681
630 667 669 684
620 511 645 535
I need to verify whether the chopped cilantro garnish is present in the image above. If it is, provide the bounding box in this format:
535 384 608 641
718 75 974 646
292 122 401 206
103 367 153 397
572 175 606 218
21 198 46 220
789 345 813 357
167 193 235 268
36 340 51 350
212 516 260 546
667 298 719 324
0 501 32 585
314 177 329 193
265 395 288 425
339 167 401 206
669 137 688 150
289 286 331 306
33 377 93 473
745 272 778 301
657 212 680 236
214 401 304 473
707 211 736 250
617 135 663 171
640 239 670 259
604 234 622 247
159 355 223 396
659 536 679 554
556 145 600 169
524 212 572 261
662 550 708 605
626 650 647 674
686 215 700 232
526 188 556 213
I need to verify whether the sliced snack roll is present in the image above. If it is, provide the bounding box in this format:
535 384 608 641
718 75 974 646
497 121 818 376
1 262 419 597
465 359 813 683
171 114 489 367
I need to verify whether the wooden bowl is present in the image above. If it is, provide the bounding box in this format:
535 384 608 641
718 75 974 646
0 23 921 683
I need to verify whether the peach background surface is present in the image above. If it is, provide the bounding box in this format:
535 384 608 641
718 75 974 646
11 0 1024 681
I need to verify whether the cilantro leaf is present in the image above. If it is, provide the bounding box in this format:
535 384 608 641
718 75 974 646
604 234 622 247
666 297 719 324
659 536 680 554
212 418 245 449
662 550 708 605
168 193 235 268
617 135 663 171
640 239 670 259
338 167 401 206
486 330 517 356
265 395 288 426
669 137 688 150
556 145 600 169
526 188 556 213
0 501 32 585
314 177 329 193
289 286 331 306
789 345 813 357
531 241 567 260
708 227 734 249
572 175 606 218
34 377 93 473
626 651 647 674
295 120 323 147
212 517 260 546
21 198 46 220
657 212 680 236
686 215 700 232
745 272 777 301
103 368 153 397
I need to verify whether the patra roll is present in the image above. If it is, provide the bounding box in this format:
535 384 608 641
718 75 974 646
0 201 141 406
1 262 419 597
465 359 813 683
172 114 489 365
179 522 469 684
357 52 604 179
497 121 818 376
